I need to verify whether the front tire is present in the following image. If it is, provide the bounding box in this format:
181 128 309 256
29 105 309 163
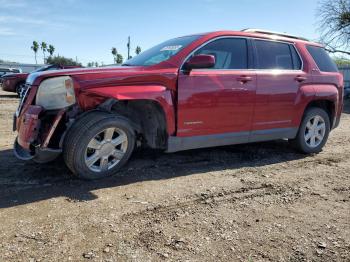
63 113 135 180
290 107 330 154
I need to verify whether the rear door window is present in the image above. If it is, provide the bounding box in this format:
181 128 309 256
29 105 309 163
306 45 338 72
254 40 301 70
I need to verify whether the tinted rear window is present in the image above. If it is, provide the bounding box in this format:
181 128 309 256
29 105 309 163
306 46 338 72
254 40 301 70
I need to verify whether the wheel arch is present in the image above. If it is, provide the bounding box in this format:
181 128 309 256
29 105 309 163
78 85 175 149
295 84 339 129
302 99 336 128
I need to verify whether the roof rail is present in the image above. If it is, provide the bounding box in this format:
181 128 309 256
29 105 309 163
241 28 309 41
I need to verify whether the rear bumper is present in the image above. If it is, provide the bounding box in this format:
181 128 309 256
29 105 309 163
333 95 344 129
333 115 341 129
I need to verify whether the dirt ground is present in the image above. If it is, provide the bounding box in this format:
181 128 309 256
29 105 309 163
0 89 349 262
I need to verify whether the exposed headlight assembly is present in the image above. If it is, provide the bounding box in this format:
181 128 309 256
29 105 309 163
36 76 76 110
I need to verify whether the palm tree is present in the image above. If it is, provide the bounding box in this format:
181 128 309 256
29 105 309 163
48 45 55 56
111 47 118 63
41 42 47 63
31 41 39 64
116 54 123 64
135 46 141 55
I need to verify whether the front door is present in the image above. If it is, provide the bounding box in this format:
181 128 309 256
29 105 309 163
177 37 256 137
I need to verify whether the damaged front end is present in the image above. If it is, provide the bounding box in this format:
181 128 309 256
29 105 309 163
14 76 78 163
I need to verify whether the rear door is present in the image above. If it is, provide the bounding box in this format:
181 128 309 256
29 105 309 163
177 37 256 137
252 39 306 133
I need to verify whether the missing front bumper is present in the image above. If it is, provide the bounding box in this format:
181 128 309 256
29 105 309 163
13 138 62 163
13 138 34 160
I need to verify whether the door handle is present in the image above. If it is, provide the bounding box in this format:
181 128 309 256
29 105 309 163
295 75 307 82
236 76 252 84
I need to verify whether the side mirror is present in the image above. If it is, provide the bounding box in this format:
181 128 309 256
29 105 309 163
184 54 215 70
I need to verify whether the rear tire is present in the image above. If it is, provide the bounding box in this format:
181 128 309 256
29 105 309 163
290 107 330 154
63 112 135 180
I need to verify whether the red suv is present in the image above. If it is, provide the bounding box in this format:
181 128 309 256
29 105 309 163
13 29 343 180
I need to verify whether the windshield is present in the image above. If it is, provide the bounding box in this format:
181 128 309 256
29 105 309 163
123 35 201 66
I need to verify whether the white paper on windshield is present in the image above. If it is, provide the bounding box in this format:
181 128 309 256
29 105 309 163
160 45 182 51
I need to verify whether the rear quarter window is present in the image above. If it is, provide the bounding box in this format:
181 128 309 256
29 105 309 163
306 46 338 72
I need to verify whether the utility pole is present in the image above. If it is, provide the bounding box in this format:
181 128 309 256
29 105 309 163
127 36 130 59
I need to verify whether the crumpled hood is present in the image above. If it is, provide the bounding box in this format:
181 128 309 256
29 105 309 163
26 66 145 86
26 65 178 91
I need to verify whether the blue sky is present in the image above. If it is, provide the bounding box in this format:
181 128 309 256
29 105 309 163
0 0 321 65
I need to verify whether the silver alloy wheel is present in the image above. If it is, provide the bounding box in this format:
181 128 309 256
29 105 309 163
84 127 128 172
304 115 326 148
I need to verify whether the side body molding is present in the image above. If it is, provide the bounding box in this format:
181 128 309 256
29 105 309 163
166 127 298 153
78 85 176 135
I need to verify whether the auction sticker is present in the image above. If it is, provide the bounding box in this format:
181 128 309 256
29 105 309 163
160 45 182 51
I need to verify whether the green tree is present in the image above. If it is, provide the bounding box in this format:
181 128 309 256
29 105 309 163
116 53 123 64
41 42 47 63
334 57 350 66
318 0 350 55
47 45 55 56
95 62 99 67
135 46 141 55
46 55 82 66
111 47 118 63
31 41 39 64
111 47 124 64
